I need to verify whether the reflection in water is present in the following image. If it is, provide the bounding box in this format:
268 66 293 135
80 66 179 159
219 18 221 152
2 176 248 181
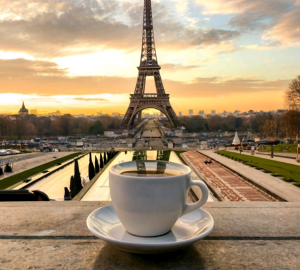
156 151 164 160
136 160 146 174
156 161 167 174
132 151 167 175
132 150 167 161
133 150 147 161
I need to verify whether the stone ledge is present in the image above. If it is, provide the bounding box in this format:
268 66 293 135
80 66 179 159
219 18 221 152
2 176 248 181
1 239 299 270
1 202 300 238
1 202 300 269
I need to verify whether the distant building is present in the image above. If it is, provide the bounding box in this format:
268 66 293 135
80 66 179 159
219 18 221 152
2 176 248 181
211 110 216 115
30 109 38 115
277 109 288 114
19 102 29 117
48 110 61 116
233 110 240 116
104 130 129 138
98 112 102 116
189 109 193 116
112 112 121 117
178 112 182 117
198 110 205 115
222 110 228 117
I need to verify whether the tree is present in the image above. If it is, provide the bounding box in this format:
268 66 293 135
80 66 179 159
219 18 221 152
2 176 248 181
262 119 276 137
73 160 83 197
88 153 95 180
283 110 300 140
69 176 75 197
103 152 107 165
178 116 207 132
89 120 104 135
100 153 104 169
95 156 100 174
207 115 223 131
285 75 300 110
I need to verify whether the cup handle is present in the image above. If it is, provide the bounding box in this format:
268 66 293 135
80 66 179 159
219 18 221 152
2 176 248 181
182 180 209 216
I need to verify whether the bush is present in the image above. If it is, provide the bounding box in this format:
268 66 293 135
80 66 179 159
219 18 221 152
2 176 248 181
294 183 300 188
283 177 295 182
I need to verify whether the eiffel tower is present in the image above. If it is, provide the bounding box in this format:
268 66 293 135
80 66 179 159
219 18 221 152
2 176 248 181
121 0 178 129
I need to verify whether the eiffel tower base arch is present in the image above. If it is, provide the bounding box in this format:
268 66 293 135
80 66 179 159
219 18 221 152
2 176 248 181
121 95 178 129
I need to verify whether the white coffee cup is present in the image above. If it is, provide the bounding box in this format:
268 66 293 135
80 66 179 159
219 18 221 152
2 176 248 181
109 160 209 237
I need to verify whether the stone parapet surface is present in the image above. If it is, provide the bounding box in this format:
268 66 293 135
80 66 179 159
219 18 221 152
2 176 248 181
0 202 300 269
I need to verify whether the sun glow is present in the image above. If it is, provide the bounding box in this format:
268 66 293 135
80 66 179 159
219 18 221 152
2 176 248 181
0 93 129 114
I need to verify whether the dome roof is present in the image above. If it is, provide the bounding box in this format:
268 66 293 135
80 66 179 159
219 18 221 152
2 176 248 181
19 102 29 113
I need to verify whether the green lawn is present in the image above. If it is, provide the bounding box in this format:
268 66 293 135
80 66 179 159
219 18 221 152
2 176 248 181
0 152 82 190
260 144 298 154
217 150 300 187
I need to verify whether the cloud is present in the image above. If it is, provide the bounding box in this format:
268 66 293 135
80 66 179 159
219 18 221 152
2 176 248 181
0 0 240 57
161 63 203 71
206 42 243 55
196 0 295 16
0 58 67 77
0 58 290 99
193 77 219 83
197 0 300 46
73 97 109 102
263 10 300 45
164 77 290 98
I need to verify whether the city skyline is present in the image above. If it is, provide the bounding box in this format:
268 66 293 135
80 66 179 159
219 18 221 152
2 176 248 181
1 0 300 114
2 101 286 117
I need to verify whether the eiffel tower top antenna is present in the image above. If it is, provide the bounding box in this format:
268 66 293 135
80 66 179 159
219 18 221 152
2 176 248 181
140 0 158 66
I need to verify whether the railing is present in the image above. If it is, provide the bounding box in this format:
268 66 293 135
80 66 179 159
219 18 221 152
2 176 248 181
131 94 169 98
143 94 157 98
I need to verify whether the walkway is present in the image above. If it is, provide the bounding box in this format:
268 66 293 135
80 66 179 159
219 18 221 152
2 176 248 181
182 151 275 202
199 150 300 202
141 119 161 138
169 152 214 202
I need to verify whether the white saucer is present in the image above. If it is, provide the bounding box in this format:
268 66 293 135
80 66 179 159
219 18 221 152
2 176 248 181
87 205 214 254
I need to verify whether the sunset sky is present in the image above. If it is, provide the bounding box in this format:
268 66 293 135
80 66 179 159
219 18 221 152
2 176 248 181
1 0 300 115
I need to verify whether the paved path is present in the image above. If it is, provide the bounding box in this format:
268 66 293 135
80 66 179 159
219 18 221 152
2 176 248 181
0 152 75 180
169 152 215 202
182 151 275 202
200 150 300 202
141 119 161 138
227 150 300 166
259 151 297 158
